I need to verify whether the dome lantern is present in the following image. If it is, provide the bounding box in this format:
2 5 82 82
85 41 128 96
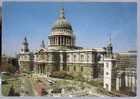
59 8 65 19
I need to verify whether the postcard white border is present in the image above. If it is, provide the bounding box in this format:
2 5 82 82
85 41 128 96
0 0 139 99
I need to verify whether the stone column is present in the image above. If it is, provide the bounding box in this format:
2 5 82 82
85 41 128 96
51 38 53 45
55 37 57 45
42 65 43 75
43 65 45 74
116 76 120 91
132 74 135 92
125 74 128 87
64 36 66 45
128 74 131 87
40 65 41 74
66 37 67 45
37 65 38 73
35 65 37 74
63 36 64 45
37 64 39 74
70 37 72 46
67 37 69 45
131 74 133 91
119 77 121 87
56 37 58 45
37 65 39 74
52 37 53 46
50 38 52 45
57 36 58 45
53 37 55 46
42 65 44 74
46 65 48 76
39 65 40 74
35 64 37 74
59 36 61 46
51 37 53 46
60 37 63 45
44 65 45 74
68 38 70 46
38 65 40 74
50 39 52 46
44 65 46 75
55 37 56 46
42 65 44 75
55 37 57 46
67 38 69 46
61 37 63 45
71 37 73 46
54 37 56 45
40 65 42 74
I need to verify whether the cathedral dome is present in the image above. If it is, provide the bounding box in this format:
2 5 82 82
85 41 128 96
52 8 73 31
52 18 72 30
48 8 76 49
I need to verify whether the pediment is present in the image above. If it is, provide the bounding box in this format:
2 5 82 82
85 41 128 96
35 48 47 54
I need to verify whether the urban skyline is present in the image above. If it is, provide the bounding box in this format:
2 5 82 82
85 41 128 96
2 2 137 56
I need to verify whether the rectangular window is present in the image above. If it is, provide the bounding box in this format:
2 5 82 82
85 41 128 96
106 63 109 68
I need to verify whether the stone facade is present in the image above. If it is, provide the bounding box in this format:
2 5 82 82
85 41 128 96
18 8 110 80
103 58 116 91
18 37 33 72
115 52 137 94
18 8 136 94
32 48 106 80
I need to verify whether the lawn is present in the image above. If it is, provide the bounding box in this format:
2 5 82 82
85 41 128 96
2 83 11 96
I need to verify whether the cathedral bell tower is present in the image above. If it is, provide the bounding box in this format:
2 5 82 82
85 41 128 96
106 34 113 58
103 33 116 91
18 36 33 73
21 36 29 53
40 40 45 48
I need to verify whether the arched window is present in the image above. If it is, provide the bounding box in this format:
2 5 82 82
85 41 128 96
67 55 70 62
74 55 76 62
97 54 101 61
87 55 90 62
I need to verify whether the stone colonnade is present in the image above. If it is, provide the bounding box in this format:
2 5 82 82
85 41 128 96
49 36 74 46
116 72 136 92
34 63 47 75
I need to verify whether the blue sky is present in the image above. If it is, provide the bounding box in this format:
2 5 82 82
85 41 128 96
2 2 137 56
